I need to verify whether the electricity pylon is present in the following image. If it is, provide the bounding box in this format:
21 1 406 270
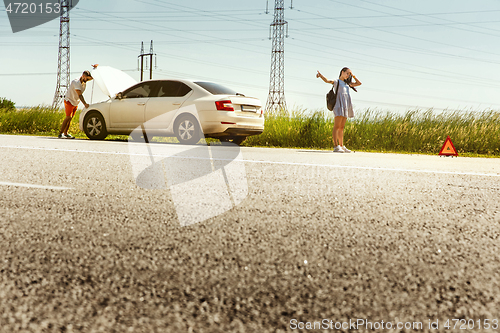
265 0 292 115
138 40 156 81
52 0 71 109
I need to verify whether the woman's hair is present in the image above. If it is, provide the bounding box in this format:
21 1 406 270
339 67 349 78
339 67 352 84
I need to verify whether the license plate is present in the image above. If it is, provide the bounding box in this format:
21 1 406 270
241 105 258 113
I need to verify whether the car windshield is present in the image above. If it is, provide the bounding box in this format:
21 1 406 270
194 82 237 95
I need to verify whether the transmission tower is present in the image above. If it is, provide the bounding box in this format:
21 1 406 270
138 40 157 81
52 0 71 109
265 0 292 114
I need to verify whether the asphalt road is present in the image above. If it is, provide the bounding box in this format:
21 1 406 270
1 134 499 332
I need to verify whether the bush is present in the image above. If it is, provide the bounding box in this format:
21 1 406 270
0 97 15 112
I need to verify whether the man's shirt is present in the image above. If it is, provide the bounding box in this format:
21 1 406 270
65 78 86 106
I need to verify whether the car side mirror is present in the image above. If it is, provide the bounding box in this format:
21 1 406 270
116 92 123 100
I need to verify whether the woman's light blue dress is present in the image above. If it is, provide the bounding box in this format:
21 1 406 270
333 79 354 118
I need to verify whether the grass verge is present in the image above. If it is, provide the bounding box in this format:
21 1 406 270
2 106 499 156
245 108 500 156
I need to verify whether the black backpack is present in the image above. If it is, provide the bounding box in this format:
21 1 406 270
326 80 339 111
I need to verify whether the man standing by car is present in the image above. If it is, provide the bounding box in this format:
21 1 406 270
58 70 93 139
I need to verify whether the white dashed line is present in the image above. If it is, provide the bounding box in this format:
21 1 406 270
0 181 72 190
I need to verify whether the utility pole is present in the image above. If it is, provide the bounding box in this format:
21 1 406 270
52 0 71 109
265 0 292 115
138 40 156 81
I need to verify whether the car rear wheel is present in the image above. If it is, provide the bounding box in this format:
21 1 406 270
84 112 108 140
175 114 201 145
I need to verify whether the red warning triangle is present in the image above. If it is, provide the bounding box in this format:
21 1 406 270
439 136 458 156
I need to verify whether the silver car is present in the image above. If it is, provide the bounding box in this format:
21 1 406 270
79 68 264 145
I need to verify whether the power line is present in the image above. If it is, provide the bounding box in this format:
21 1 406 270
63 2 500 104
71 5 496 85
126 1 491 104
288 20 500 31
288 36 500 89
74 1 500 69
326 0 500 42
0 70 136 77
355 0 500 36
6 68 498 109
5 1 498 111
10 5 491 90
73 6 267 49
293 6 500 62
131 0 268 28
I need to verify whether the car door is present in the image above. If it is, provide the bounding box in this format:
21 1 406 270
109 81 157 129
144 81 193 129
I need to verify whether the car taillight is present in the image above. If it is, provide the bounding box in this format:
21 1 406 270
215 100 234 111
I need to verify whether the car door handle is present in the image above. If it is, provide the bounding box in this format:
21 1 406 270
173 103 181 106
137 102 146 106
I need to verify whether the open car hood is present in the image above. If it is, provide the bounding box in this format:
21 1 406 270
92 66 137 98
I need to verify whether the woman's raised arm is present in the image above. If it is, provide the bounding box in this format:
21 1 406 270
350 74 362 87
316 71 335 84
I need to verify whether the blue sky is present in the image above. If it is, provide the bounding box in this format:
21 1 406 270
1 0 500 113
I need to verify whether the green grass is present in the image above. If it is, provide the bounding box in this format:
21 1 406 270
0 107 220 144
246 108 500 156
0 107 129 141
0 106 70 136
2 106 500 156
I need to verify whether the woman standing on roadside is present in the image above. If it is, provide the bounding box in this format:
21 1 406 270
316 67 362 153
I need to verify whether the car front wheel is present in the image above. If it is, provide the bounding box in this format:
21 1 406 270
174 114 201 145
84 112 108 140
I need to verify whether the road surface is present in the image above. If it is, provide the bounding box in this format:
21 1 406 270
1 134 499 332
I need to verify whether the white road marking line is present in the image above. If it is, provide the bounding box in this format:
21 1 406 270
0 181 72 190
1 145 499 178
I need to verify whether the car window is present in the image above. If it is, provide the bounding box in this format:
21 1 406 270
194 82 236 95
156 81 192 97
123 82 155 99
